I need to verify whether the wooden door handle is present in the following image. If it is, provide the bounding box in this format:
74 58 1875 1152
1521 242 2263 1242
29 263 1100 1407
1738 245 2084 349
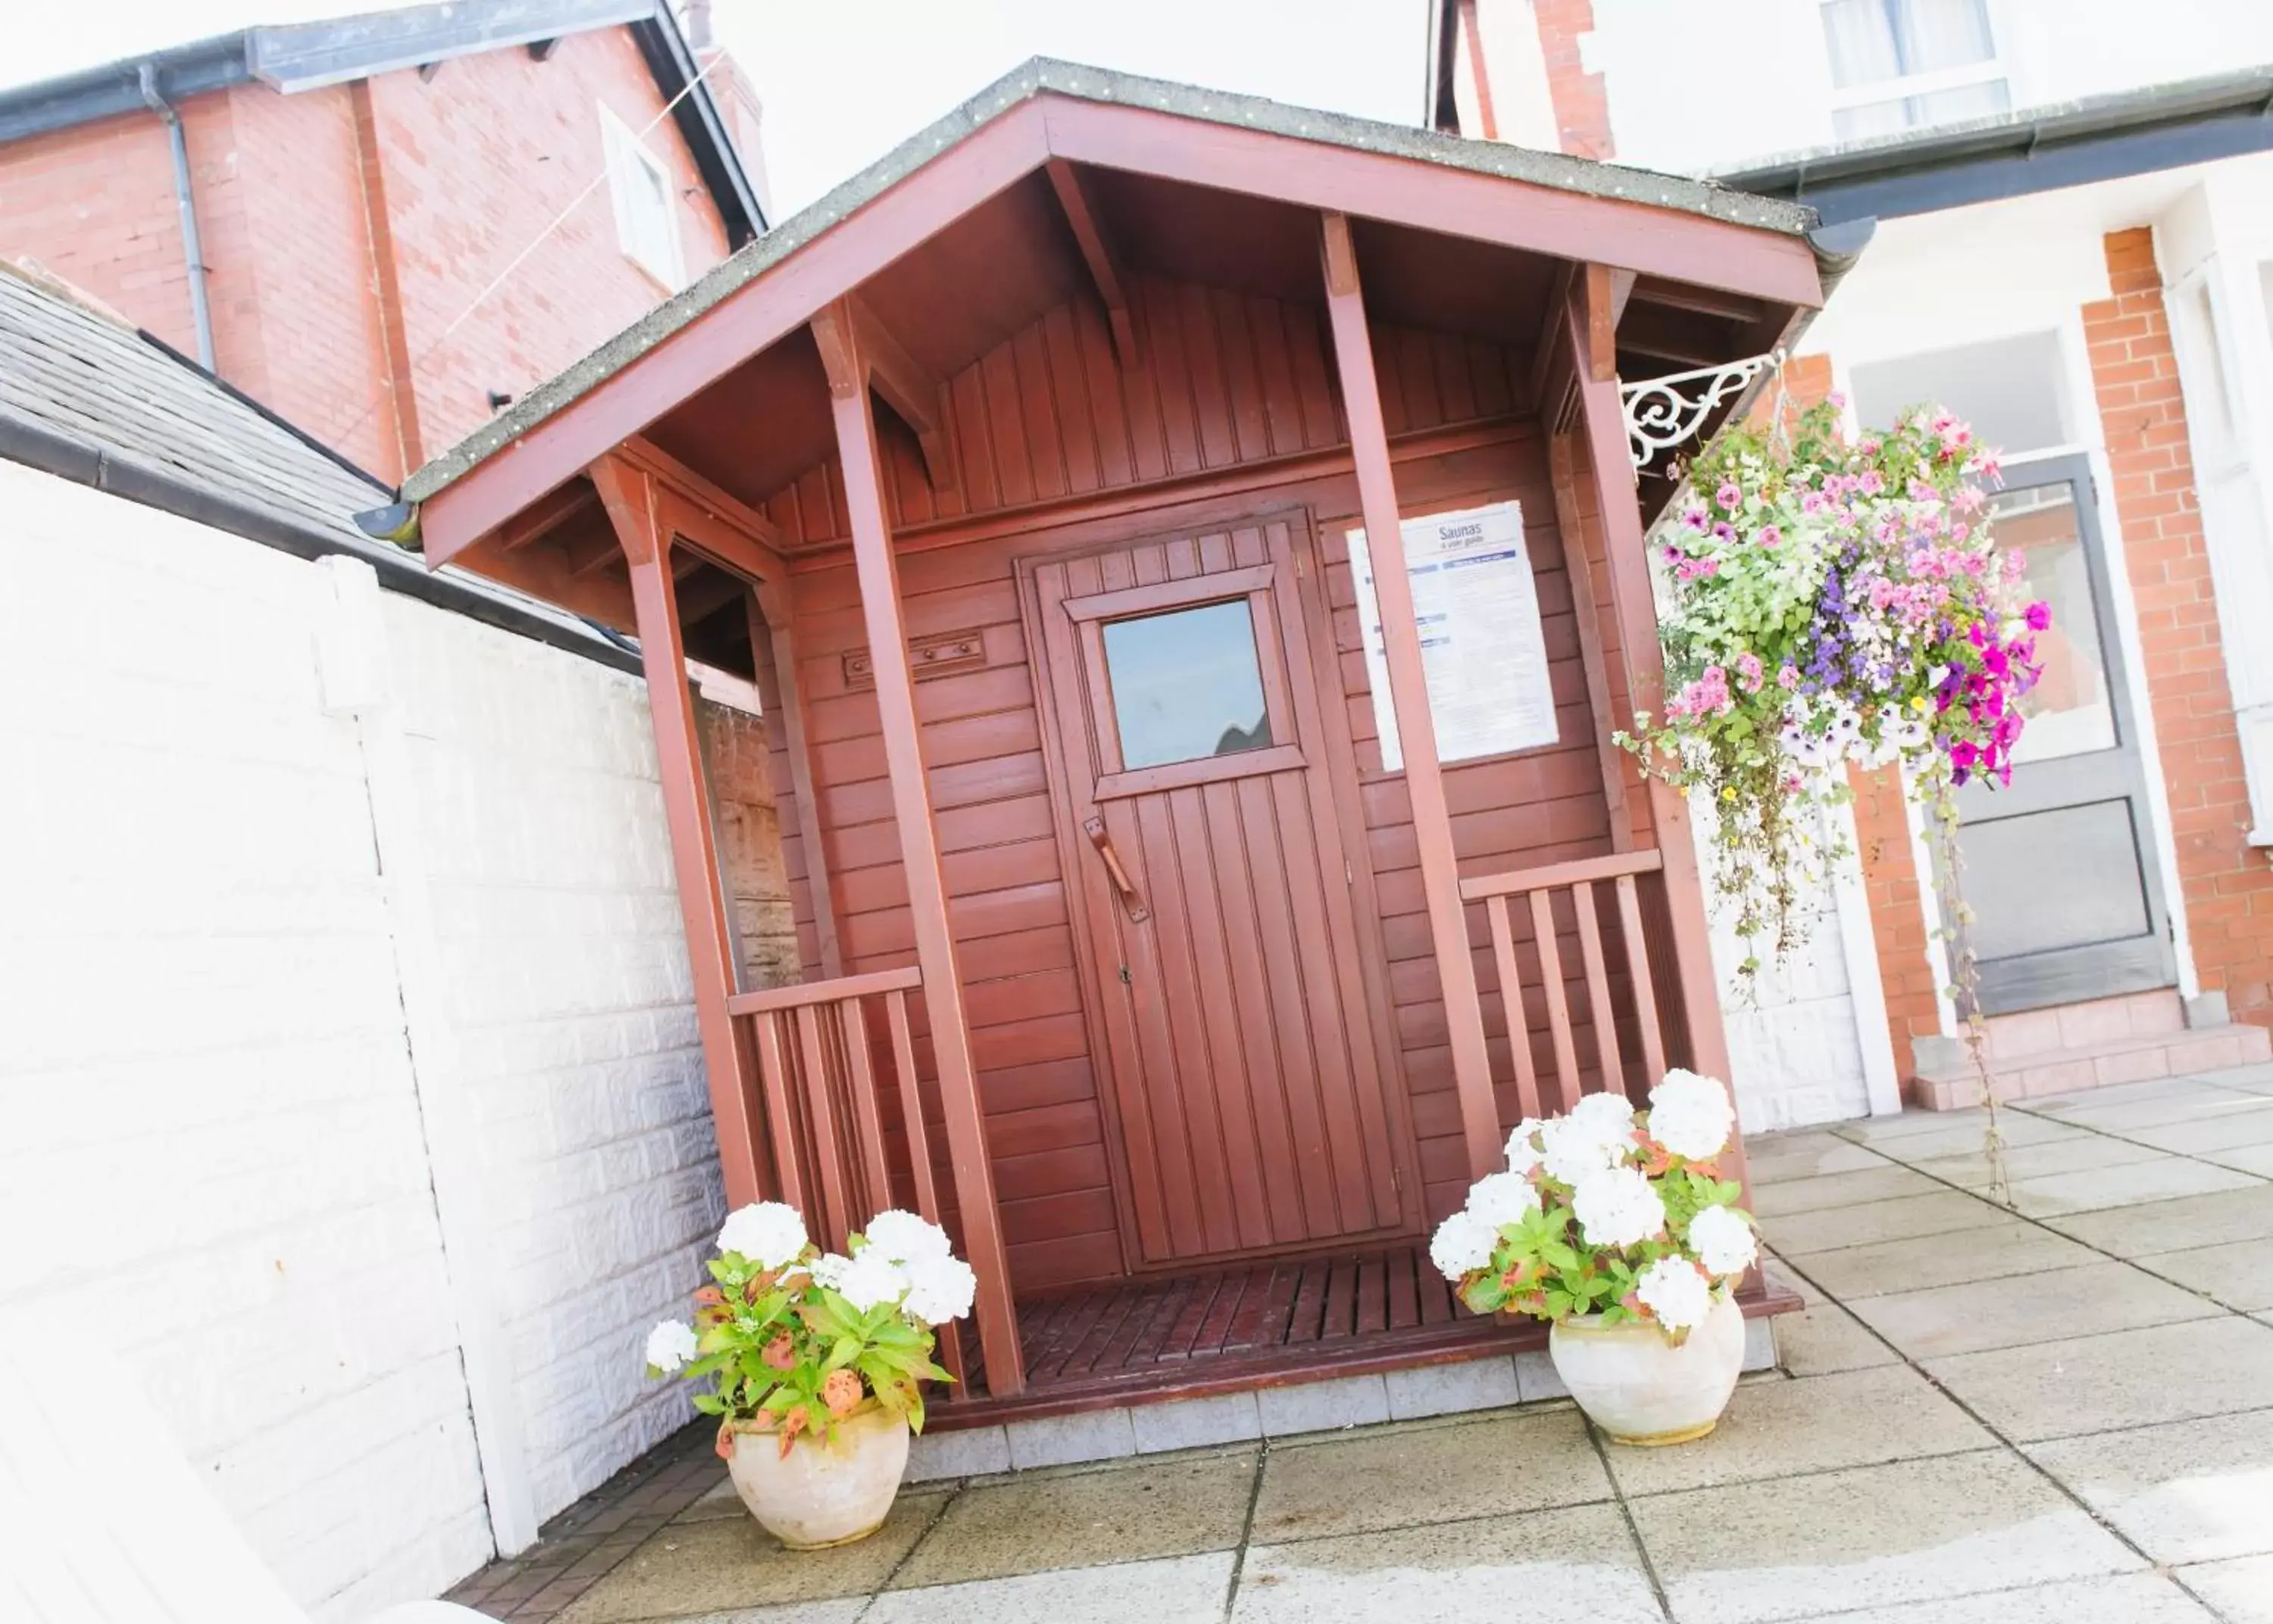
1083 816 1149 923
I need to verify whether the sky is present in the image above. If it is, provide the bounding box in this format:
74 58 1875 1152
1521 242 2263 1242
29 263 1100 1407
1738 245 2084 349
6 0 1435 216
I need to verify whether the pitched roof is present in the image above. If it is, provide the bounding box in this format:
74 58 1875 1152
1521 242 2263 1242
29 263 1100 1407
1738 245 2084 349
0 0 765 247
0 259 632 667
402 55 1834 507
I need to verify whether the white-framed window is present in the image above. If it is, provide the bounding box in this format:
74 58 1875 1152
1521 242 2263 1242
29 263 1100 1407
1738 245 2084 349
1819 0 2010 142
600 105 684 291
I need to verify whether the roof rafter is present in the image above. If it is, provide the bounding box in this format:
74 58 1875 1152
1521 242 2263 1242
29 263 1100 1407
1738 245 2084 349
811 294 954 492
1044 158 1137 370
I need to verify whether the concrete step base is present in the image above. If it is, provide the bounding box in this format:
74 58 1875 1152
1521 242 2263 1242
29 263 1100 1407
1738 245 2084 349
1908 989 2271 1110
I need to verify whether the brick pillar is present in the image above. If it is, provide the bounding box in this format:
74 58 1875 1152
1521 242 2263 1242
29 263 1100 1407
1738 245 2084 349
2085 227 2273 1025
1535 0 1615 160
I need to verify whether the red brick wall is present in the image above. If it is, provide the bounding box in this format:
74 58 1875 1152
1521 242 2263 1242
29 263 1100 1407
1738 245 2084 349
364 27 731 468
1534 0 1615 159
0 26 732 483
2087 227 2273 1025
0 111 199 354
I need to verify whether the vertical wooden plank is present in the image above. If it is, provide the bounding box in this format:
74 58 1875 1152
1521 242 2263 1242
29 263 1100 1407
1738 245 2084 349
1565 280 1741 1192
1074 297 1136 488
796 1004 850 1245
593 456 761 1206
885 989 936 1216
1011 325 1067 501
1550 433 1634 852
1488 895 1542 1121
1042 305 1102 495
843 996 893 1219
1182 280 1236 468
753 1010 805 1210
1318 211 1498 1182
1146 277 1204 476
980 343 1036 508
1249 297 1303 456
1617 873 1669 1085
1529 889 1582 1113
1212 288 1269 463
825 319 1025 1396
1573 881 1626 1098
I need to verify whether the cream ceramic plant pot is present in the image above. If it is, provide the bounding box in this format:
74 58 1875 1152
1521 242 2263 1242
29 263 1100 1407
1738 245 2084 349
724 1402 911 1549
1548 1294 1745 1445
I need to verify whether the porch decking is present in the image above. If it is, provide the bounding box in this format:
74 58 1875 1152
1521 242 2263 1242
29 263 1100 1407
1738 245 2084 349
934 1242 1800 1429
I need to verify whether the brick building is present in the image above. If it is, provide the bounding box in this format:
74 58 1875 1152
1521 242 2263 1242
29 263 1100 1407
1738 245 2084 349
0 0 770 483
1433 0 2273 1120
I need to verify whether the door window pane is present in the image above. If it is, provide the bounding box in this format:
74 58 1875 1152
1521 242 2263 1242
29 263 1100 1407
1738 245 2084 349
1822 0 1996 86
1996 484 2117 762
1849 330 2073 454
1102 599 1273 770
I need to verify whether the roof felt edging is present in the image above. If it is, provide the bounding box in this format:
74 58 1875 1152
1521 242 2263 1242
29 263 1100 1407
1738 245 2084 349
401 55 1824 505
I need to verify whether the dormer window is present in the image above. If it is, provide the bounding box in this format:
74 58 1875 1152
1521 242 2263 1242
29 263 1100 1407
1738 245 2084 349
601 105 685 291
1820 0 2009 141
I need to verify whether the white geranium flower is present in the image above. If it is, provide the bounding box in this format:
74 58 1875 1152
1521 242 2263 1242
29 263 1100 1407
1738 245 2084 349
1570 1166 1667 1251
1635 1256 1713 1333
1539 1098 1633 1185
864 1209 953 1265
1646 1070 1736 1162
1428 1207 1500 1280
644 1320 698 1374
1687 1204 1758 1278
1464 1170 1541 1229
717 1201 808 1270
1504 1119 1546 1175
835 1248 911 1313
902 1255 977 1324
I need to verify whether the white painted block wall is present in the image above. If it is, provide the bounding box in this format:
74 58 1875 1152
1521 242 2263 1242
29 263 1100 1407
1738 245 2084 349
0 462 728 1618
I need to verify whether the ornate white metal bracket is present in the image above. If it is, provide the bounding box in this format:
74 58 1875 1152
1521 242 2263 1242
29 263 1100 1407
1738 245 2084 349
1621 353 1781 474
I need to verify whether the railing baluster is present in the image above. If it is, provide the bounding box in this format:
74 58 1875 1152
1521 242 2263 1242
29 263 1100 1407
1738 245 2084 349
886 986 962 1385
1616 873 1668 1083
752 1010 805 1210
796 1004 851 1247
1528 889 1582 1113
1572 880 1625 1100
843 995 893 1223
1487 895 1540 1121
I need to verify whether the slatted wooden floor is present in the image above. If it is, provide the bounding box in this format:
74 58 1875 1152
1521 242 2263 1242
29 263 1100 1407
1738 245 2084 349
932 1241 1547 1428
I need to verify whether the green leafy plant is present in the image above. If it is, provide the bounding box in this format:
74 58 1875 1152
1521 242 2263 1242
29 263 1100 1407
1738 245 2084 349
645 1204 974 1456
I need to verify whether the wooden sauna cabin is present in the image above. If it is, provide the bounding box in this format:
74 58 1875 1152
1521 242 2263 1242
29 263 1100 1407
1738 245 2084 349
393 61 1863 1419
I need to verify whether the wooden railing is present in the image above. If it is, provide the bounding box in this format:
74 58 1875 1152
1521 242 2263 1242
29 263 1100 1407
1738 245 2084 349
1459 850 1678 1117
724 967 942 1255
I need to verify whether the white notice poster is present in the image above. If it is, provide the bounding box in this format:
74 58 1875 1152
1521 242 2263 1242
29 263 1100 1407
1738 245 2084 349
1347 501 1558 772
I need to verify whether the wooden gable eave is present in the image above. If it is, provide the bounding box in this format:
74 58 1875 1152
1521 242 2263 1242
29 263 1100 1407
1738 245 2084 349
410 87 1826 576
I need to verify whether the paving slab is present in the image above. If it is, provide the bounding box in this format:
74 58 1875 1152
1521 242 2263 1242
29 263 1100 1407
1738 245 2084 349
1777 1220 2094 1299
2023 1089 2273 1134
1779 1572 2218 1621
2002 1157 2262 1216
1900 1133 2168 1191
1249 1405 1609 1542
1843 1261 2222 1358
1773 1581 2218 1617
1922 1316 2273 1442
2178 1554 2273 1622
2131 1236 2273 1311
2124 1104 2273 1154
890 1448 1255 1588
2209 1141 2273 1177
2042 1183 2273 1257
1767 1191 2010 1257
1605 1364 1990 1497
1234 1501 1661 1624
1752 1165 1946 1218
868 1551 1235 1624
1770 1298 1903 1376
1629 1450 2141 1624
2025 1407 2273 1565
1748 1136 1896 1183
2194 1062 2273 1095
2029 1077 2246 1115
554 1491 949 1622
1851 1115 2090 1164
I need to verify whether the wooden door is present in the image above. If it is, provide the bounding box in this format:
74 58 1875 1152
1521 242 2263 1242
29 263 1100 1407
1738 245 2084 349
1027 517 1418 1267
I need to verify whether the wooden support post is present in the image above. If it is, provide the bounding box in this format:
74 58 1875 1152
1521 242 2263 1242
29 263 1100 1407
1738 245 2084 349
1318 211 1500 1182
1562 272 1752 1191
590 454 765 1206
1045 159 1138 370
818 297 1026 1395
